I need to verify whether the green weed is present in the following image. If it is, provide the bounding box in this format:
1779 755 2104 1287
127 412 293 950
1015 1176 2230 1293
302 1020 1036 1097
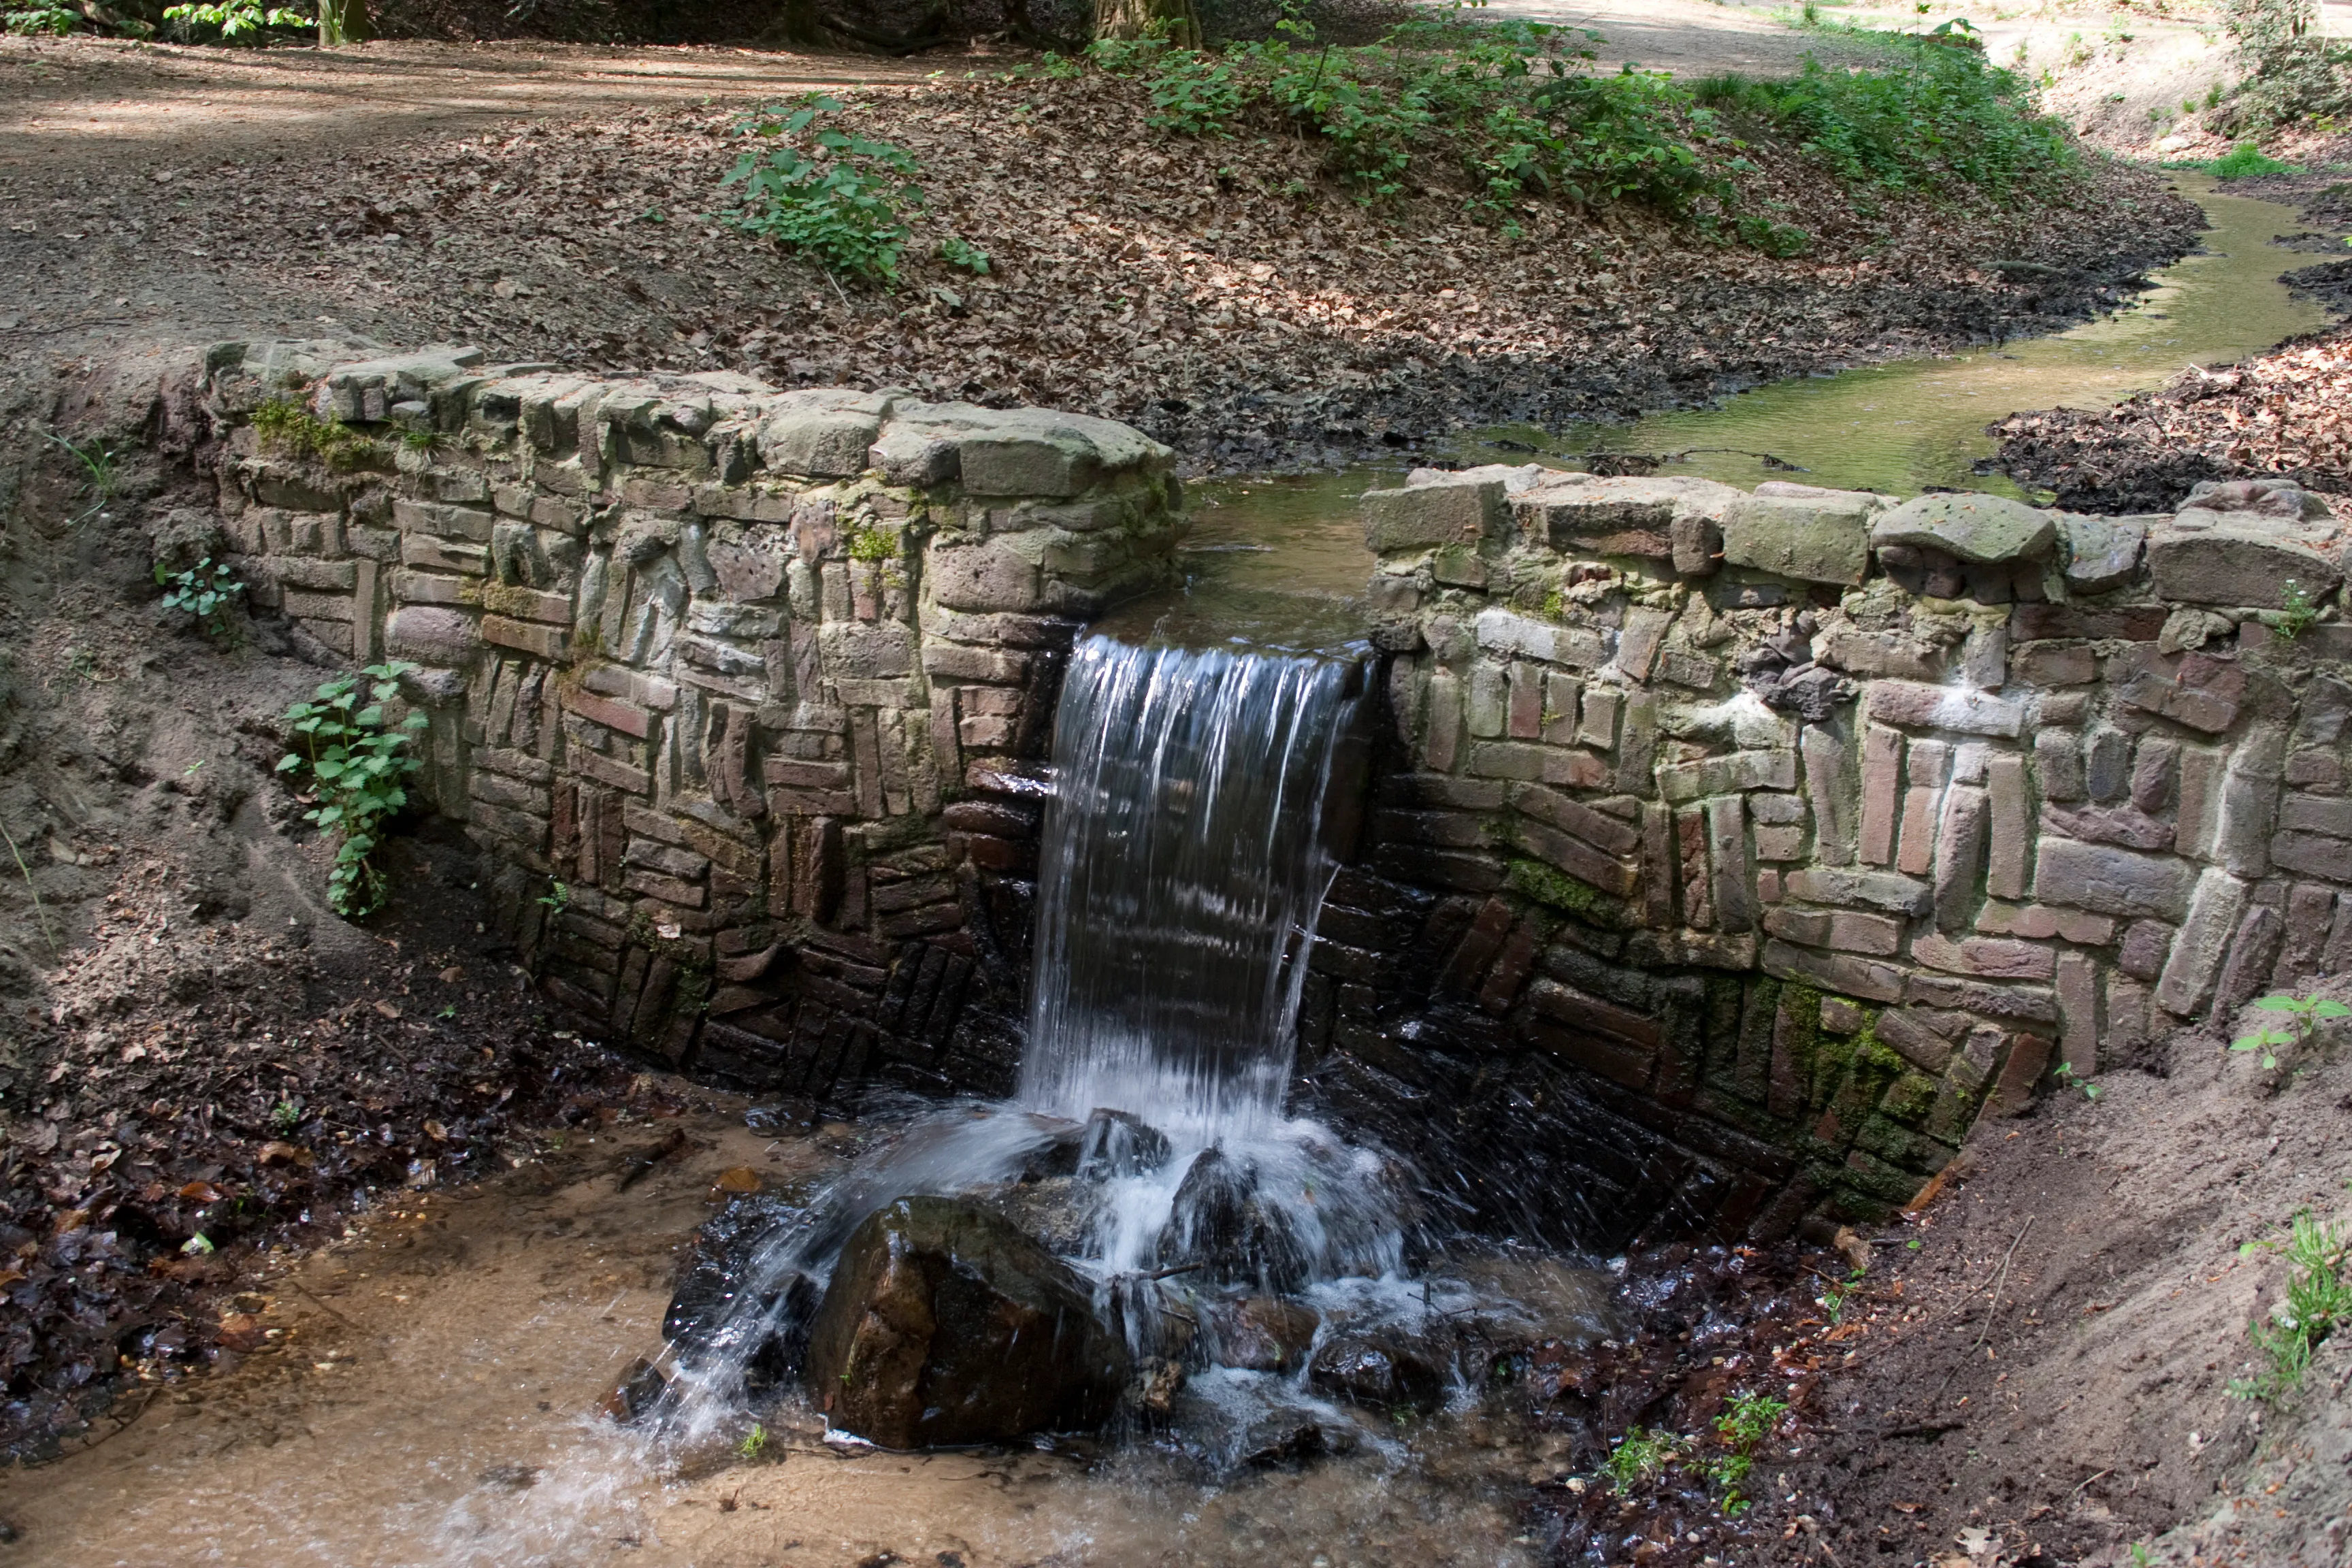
737 1422 768 1459
154 556 246 642
2209 141 2299 178
2232 990 2350 1070
1704 1390 1788 1512
161 0 308 41
276 663 428 919
537 879 572 913
936 236 992 274
1601 1426 1683 1487
2053 1061 2103 1100
2271 578 2320 639
270 1098 304 1134
1818 1263 1866 1323
723 95 927 284
2230 1212 2351 1401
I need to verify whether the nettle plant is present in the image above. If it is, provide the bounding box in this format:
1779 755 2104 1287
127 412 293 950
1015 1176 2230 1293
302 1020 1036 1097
154 556 246 642
277 662 427 918
2232 990 2351 1069
722 95 988 286
2232 1212 2351 1402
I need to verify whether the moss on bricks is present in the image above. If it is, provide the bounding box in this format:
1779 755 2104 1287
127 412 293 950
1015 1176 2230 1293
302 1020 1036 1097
1507 857 1626 928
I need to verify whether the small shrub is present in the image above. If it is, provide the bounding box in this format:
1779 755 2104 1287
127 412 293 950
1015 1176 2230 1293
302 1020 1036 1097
2231 1213 2351 1401
161 0 309 40
2272 578 2320 639
2209 140 2299 178
154 556 246 642
276 663 427 918
723 95 927 284
3 5 78 34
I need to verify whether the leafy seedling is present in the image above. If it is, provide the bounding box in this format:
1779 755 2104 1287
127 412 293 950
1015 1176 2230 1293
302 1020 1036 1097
2232 992 2351 1070
277 662 427 918
2230 1213 2351 1401
154 557 246 643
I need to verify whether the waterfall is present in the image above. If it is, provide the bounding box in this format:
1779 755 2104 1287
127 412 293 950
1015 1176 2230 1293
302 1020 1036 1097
1019 635 1366 1140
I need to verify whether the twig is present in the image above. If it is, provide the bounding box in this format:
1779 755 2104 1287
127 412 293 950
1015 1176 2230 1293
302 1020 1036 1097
2065 1467 2112 1504
0 822 58 957
1931 1214 2036 1403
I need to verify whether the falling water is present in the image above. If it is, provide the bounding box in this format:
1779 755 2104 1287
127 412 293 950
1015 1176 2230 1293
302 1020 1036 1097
1021 635 1368 1139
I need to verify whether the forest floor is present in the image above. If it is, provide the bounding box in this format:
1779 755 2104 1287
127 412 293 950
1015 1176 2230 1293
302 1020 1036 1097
2 5 2343 1565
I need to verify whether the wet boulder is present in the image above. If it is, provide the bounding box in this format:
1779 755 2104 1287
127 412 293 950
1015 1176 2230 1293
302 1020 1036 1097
1307 1326 1452 1412
1204 1296 1322 1373
1155 1147 1309 1294
1019 1108 1173 1183
663 1192 820 1392
804 1195 1131 1449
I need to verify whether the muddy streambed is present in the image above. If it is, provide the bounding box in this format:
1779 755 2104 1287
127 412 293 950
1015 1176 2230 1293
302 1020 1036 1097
0 1103 1631 1568
1153 174 2327 642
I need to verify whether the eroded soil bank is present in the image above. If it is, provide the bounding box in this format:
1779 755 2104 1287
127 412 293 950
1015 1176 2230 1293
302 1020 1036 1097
0 34 2201 471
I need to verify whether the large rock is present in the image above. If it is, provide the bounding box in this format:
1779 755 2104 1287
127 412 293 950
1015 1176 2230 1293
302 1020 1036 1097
384 604 479 665
2055 512 2153 593
804 1196 1131 1448
875 402 1172 497
757 389 897 478
1871 493 2056 565
1720 492 1880 585
2145 510 2344 609
1362 475 1508 553
1154 1147 1308 1294
1507 474 1744 561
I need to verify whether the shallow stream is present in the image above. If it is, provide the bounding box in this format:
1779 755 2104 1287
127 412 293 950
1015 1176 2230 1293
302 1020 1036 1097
1154 174 2328 645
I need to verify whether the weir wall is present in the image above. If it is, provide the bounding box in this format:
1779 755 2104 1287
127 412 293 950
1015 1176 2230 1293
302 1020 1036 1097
187 343 2352 1248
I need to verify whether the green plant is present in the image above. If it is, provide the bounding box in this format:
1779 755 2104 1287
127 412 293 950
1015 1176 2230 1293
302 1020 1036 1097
270 1098 303 1134
2053 1061 2103 1100
276 663 427 918
0 821 57 957
1818 1263 1866 1323
1601 1426 1684 1487
723 95 927 284
400 427 437 453
736 1422 768 1459
2272 578 2320 638
2215 0 2350 133
936 236 992 274
154 556 246 642
161 0 308 40
2209 140 2299 177
2232 990 2350 1069
1702 1390 1788 1511
45 431 120 520
3 5 78 33
2230 1212 2351 1401
2129 1545 2155 1567
537 879 572 913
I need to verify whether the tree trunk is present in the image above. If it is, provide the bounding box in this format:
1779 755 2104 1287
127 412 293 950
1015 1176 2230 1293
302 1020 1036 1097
1093 0 1199 47
318 0 368 44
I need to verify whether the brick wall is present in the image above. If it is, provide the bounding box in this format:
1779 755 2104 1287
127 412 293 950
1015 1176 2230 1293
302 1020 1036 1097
198 340 1179 1104
1307 468 2350 1248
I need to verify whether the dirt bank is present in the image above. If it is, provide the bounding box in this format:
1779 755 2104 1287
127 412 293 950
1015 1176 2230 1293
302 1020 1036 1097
0 36 2201 472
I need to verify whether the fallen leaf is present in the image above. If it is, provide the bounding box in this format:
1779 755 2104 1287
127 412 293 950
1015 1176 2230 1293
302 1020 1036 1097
217 1312 265 1351
438 966 465 983
711 1166 763 1194
423 1120 448 1141
257 1141 308 1167
178 1181 222 1203
373 999 403 1020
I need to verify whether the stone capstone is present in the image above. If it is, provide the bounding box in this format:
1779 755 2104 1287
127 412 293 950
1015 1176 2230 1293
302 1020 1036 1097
804 1196 1132 1448
1871 493 2057 565
384 604 479 666
2145 510 2345 608
1361 475 1509 552
2056 511 2152 593
756 389 897 478
1719 491 1880 585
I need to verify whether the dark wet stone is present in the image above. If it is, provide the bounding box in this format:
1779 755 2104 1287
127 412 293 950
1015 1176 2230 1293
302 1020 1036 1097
1205 1296 1322 1373
1236 1411 1358 1468
1308 1327 1451 1411
663 1193 819 1390
1154 1147 1309 1294
805 1195 1131 1448
1020 1108 1173 1183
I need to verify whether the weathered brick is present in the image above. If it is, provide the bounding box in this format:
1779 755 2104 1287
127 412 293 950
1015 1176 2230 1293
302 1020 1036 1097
483 614 568 661
1513 783 1641 856
1800 726 1853 867
1910 932 2055 981
2214 904 2287 1016
1858 723 1903 866
2154 867 2250 1017
564 687 653 740
1467 741 1609 789
1973 901 2113 945
1654 749 1797 802
1933 785 1987 933
1782 866 1933 915
2032 837 2197 921
2276 884 2337 987
1709 795 1755 932
1865 681 2028 738
1761 938 1906 1003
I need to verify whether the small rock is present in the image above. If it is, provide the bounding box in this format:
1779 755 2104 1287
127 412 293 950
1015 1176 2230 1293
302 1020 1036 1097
1870 492 2057 565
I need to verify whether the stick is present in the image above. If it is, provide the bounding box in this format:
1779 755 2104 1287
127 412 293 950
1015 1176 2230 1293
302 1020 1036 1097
0 822 58 957
1930 1214 2036 1404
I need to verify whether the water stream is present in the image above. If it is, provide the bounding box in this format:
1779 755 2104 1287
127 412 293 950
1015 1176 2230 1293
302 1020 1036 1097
1169 175 2329 636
